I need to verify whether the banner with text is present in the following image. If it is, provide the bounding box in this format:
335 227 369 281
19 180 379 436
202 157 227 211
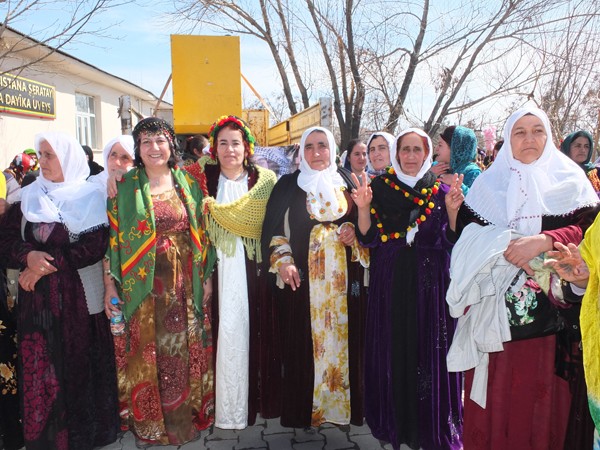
0 73 56 119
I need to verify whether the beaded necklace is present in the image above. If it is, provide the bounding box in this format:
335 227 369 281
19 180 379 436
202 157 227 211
371 167 440 242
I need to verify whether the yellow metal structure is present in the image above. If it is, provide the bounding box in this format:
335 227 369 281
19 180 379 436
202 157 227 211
267 98 332 146
242 109 269 146
171 35 242 135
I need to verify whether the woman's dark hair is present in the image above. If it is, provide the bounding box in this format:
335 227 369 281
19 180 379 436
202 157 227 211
214 121 255 170
345 138 364 154
440 126 456 146
132 117 178 169
344 138 365 170
81 145 94 161
185 135 209 156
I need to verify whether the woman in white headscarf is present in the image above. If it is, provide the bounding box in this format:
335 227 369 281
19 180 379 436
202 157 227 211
261 126 369 429
448 106 599 449
88 136 135 320
0 132 119 449
353 128 464 450
89 135 135 194
366 131 395 176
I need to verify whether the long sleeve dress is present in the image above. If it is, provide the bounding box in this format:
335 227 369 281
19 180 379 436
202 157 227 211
358 172 463 450
195 162 276 429
110 183 215 446
261 169 369 428
0 204 119 450
451 203 599 450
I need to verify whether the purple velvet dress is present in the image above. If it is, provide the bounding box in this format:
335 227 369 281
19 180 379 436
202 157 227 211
0 205 119 450
358 173 462 450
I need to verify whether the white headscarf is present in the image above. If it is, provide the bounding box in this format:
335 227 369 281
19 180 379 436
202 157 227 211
21 132 109 236
388 128 434 244
297 127 347 221
391 128 433 188
366 131 395 174
89 135 135 190
465 107 598 236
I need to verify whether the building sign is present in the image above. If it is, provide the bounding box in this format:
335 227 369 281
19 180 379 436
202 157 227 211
0 73 56 119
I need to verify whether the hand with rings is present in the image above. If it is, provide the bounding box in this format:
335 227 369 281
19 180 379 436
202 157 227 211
27 250 58 277
278 262 300 291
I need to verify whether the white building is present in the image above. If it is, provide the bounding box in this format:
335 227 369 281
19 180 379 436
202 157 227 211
0 25 172 169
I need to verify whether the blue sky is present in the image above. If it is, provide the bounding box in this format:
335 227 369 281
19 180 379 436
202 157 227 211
3 2 280 105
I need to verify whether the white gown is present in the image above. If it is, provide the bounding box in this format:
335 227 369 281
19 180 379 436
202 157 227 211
214 173 250 429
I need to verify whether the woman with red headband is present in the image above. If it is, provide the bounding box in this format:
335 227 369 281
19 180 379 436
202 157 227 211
187 115 277 430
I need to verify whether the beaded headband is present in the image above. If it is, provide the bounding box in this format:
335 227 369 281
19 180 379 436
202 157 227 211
208 115 256 159
133 117 176 148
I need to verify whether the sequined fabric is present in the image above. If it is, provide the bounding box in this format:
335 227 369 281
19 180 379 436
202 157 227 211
116 190 214 446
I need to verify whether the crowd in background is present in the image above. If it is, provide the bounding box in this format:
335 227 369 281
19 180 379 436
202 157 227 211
1 106 600 450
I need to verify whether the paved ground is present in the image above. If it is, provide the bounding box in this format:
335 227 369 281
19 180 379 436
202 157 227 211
98 417 398 450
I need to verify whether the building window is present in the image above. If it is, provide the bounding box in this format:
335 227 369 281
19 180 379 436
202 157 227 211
75 93 97 148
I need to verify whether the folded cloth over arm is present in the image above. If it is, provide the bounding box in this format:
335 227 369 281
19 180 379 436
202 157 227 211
446 223 524 407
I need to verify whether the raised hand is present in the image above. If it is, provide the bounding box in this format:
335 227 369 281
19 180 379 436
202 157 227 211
444 173 464 213
431 162 449 177
350 172 372 209
545 241 589 288
444 173 464 232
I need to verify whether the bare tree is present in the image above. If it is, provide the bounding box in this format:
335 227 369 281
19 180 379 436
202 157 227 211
166 0 600 148
532 5 600 144
362 0 600 137
1 0 131 76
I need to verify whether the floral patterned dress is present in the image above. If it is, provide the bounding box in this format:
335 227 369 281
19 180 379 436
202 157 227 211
115 188 214 446
264 172 369 428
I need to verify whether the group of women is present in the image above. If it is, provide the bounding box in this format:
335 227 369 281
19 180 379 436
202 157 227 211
1 105 600 450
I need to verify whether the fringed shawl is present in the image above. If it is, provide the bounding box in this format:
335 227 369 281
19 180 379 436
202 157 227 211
201 158 276 263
